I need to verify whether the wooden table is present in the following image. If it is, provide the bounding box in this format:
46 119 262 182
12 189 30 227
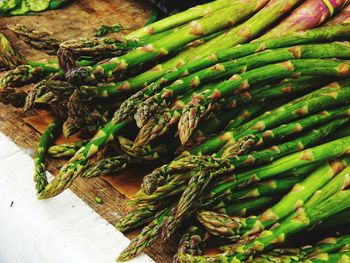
0 1 175 262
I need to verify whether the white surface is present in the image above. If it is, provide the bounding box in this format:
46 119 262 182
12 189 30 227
0 132 154 263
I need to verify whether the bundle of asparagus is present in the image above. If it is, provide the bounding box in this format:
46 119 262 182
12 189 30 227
3 0 350 262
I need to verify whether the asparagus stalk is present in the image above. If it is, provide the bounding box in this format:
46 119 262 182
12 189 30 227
73 0 301 92
253 234 350 263
197 206 262 239
8 24 61 55
126 0 235 40
160 120 350 242
210 196 280 218
151 79 350 201
174 224 209 263
233 191 350 260
62 118 79 139
0 88 27 107
115 201 171 232
221 105 350 158
205 143 350 203
133 82 225 148
260 0 350 40
48 140 88 158
205 175 310 210
201 157 350 240
180 0 303 65
181 190 350 262
227 117 350 169
38 120 129 199
80 155 137 178
304 164 350 208
139 101 271 196
0 33 26 70
0 59 94 89
8 24 143 57
133 24 350 104
34 120 61 194
200 163 321 207
87 24 350 122
178 59 350 144
136 42 348 127
136 74 321 148
75 1 267 83
117 207 173 262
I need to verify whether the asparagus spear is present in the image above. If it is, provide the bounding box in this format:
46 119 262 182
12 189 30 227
73 0 301 90
139 102 272 196
75 1 267 83
306 251 350 263
197 207 261 239
304 163 350 208
0 33 26 70
205 175 310 210
133 82 225 148
8 24 61 55
253 234 350 263
227 117 350 168
136 74 322 148
0 88 27 107
34 120 61 194
117 207 173 262
201 163 321 207
233 191 350 260
0 59 94 89
86 24 350 120
260 0 350 40
132 24 350 104
135 42 349 127
147 79 350 201
205 145 350 204
174 224 209 263
181 190 350 262
48 140 88 158
198 158 349 240
160 122 350 242
126 0 234 40
62 118 79 139
221 105 350 159
178 59 350 144
210 196 280 218
115 201 171 232
80 155 137 178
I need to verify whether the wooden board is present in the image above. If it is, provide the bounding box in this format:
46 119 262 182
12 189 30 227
0 1 178 262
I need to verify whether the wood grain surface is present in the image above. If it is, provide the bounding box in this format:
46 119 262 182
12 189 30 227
0 1 178 262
